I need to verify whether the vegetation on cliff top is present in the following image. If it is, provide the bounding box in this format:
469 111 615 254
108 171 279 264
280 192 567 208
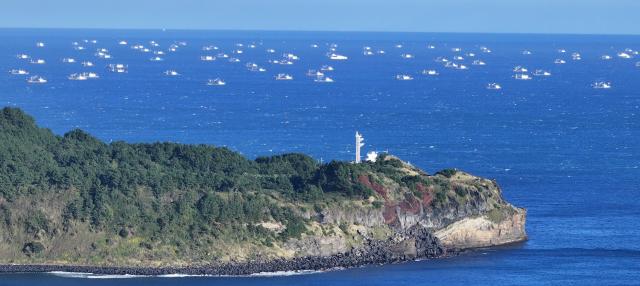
0 107 509 265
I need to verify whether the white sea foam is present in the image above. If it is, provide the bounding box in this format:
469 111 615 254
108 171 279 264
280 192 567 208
48 271 146 279
248 269 324 277
47 268 327 279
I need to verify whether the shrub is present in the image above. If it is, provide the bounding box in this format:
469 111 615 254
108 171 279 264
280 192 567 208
22 242 45 256
437 169 458 178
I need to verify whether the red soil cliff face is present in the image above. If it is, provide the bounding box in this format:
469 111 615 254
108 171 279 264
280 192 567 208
358 176 438 226
358 175 388 200
417 183 434 207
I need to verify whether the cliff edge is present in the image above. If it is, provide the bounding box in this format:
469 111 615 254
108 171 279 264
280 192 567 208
0 107 526 274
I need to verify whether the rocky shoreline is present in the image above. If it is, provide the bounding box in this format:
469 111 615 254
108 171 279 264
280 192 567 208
0 226 450 276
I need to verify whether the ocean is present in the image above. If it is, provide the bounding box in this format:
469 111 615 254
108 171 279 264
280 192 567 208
0 29 639 285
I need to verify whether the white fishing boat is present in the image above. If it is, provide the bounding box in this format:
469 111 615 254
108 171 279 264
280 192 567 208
207 78 226 86
395 44 403 48
444 62 460 69
377 50 385 54
533 70 552 77
275 73 293 80
314 76 334 83
363 50 374 56
514 74 532 80
522 50 532 55
472 60 486 66
108 64 128 73
266 48 276 53
27 76 47 84
592 81 611 89
451 47 462 52
554 59 566 64
36 42 45 48
74 46 85 51
453 56 464 61
201 55 217 62
306 69 324 77
421 69 439 76
154 51 165 55
572 52 582 60
30 59 46 64
320 65 334 71
601 55 612 60
558 49 567 53
164 70 180 76
480 46 492 53
119 40 128 45
16 54 30 59
228 57 241 63
63 58 77 63
395 74 414 81
617 52 632 59
401 53 414 59
310 44 319 48
486 83 502 90
85 72 99 79
68 73 88 81
217 53 229 58
427 44 436 49
284 53 299 60
202 45 218 51
149 56 164 62
9 69 29 75
329 53 348 60
513 66 528 73
95 51 111 59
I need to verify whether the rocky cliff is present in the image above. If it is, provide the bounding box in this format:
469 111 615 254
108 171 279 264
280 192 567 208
279 156 527 260
0 107 526 274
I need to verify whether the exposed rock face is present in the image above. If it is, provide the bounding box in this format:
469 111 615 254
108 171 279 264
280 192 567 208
319 206 385 227
435 208 527 249
308 158 527 254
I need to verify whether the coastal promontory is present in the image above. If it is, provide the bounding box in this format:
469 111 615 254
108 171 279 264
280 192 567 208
0 107 526 275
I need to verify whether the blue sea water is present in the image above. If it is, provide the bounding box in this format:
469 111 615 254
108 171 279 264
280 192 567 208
0 29 639 285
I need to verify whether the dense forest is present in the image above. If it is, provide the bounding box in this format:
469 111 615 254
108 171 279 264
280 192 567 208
1 107 464 262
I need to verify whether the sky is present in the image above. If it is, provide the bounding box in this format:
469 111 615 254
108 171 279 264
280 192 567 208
1 0 639 35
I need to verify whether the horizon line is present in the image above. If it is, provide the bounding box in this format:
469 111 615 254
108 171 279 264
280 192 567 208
1 26 639 37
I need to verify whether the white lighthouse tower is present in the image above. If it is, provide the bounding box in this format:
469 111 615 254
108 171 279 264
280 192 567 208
355 131 364 163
